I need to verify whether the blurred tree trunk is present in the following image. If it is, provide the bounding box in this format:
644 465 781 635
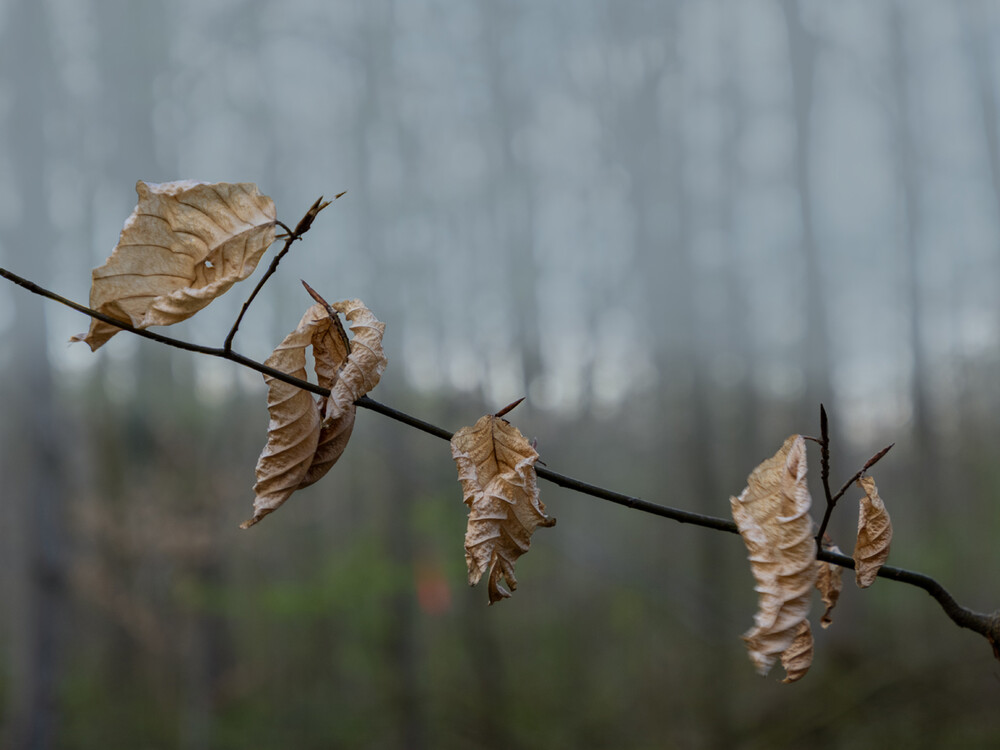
354 0 392 312
0 2 68 748
780 0 833 420
380 429 425 750
962 3 1000 357
889 3 942 524
352 8 425 743
483 2 543 393
180 559 230 750
608 1 737 742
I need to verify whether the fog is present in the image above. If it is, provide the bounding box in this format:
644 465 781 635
2 1 999 747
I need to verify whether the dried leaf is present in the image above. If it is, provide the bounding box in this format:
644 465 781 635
323 299 387 424
298 296 355 489
854 476 892 588
243 303 347 528
781 620 814 683
815 545 844 628
73 180 276 350
450 412 556 604
730 435 817 677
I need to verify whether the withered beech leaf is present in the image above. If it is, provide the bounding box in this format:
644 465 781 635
72 180 276 351
323 299 387 424
781 620 814 684
450 413 556 604
816 545 844 628
242 303 347 528
854 476 892 588
730 435 817 677
298 303 354 490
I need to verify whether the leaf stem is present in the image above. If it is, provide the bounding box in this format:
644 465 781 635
0 268 997 661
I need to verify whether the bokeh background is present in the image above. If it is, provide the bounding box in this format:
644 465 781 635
2 0 1000 748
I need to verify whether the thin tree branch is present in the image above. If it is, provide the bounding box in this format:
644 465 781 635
814 399 893 544
0 267 329 397
1 268 997 660
830 443 894 506
224 195 338 352
814 403 836 542
816 547 1000 661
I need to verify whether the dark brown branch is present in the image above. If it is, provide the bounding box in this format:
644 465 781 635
830 443 895 505
0 267 329 397
817 547 1000 660
1 268 997 660
814 403 836 542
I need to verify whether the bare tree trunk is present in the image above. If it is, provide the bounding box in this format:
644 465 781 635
780 0 833 420
961 3 1000 363
888 3 942 524
381 429 426 750
1 2 68 748
482 2 543 394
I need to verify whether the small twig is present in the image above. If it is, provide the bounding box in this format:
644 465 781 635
813 402 893 544
829 443 894 507
1 269 998 661
223 195 337 353
814 404 836 543
495 397 525 418
820 404 831 490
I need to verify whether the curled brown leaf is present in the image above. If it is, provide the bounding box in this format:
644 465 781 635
781 620 814 683
242 295 358 526
730 435 817 677
242 295 386 527
323 299 387 424
450 412 556 604
73 180 276 350
816 545 844 628
298 292 355 490
854 476 892 588
242 304 328 528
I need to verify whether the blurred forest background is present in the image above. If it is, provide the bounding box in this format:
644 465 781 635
2 0 1000 748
